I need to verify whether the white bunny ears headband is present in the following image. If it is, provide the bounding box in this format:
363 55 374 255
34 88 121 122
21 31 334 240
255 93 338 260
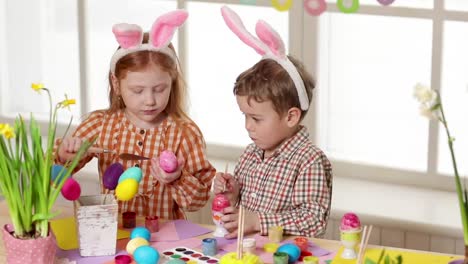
110 10 188 74
221 6 309 110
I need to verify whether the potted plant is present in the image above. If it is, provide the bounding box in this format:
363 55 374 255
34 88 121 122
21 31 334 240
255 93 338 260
0 83 93 264
413 83 468 264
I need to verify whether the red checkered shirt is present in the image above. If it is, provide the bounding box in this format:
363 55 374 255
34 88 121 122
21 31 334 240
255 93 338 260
234 126 332 237
55 110 216 219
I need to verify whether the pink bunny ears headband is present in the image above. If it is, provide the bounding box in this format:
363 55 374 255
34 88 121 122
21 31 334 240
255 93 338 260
221 6 309 110
110 10 188 74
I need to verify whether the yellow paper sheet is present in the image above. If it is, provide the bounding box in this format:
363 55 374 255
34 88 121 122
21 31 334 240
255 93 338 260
331 247 460 264
50 217 130 250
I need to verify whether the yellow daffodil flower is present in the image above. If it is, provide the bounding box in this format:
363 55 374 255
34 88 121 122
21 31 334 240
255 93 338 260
61 99 76 107
31 83 45 91
0 124 15 139
59 94 76 111
3 127 15 139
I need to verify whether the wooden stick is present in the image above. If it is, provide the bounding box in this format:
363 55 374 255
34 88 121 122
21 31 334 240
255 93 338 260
237 206 245 260
223 163 229 193
102 189 110 205
356 225 367 264
359 225 373 264
88 146 115 154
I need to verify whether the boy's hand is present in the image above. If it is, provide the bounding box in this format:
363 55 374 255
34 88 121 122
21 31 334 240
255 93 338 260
221 206 260 239
58 137 85 163
150 155 185 184
213 172 240 205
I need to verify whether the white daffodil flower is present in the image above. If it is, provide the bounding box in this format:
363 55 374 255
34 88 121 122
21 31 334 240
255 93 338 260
419 104 437 120
413 83 437 104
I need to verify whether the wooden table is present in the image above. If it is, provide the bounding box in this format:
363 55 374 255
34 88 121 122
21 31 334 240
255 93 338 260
0 200 462 263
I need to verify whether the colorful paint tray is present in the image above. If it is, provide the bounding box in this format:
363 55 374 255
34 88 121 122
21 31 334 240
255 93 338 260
162 247 220 263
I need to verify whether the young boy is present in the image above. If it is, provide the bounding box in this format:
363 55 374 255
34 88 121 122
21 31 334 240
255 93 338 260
212 6 333 238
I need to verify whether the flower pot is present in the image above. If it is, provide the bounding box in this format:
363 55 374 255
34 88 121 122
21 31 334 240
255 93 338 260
74 194 118 256
2 224 57 264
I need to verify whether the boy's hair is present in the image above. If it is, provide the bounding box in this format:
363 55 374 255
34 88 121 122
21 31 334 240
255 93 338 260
107 33 190 122
233 56 315 119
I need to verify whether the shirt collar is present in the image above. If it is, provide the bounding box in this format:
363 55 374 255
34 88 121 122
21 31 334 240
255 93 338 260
248 126 310 161
118 110 175 133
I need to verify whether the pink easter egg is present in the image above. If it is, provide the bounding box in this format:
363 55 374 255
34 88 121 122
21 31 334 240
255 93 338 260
340 212 361 231
61 178 81 201
304 0 327 16
159 150 178 173
212 193 230 212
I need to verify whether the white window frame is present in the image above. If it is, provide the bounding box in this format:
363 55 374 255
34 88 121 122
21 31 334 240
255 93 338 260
305 1 468 192
1 0 466 193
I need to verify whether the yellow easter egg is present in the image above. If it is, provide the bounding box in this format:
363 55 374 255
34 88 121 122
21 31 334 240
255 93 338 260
115 178 139 201
126 237 149 255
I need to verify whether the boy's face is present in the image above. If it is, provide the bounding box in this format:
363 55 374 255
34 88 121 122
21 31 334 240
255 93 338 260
236 95 295 157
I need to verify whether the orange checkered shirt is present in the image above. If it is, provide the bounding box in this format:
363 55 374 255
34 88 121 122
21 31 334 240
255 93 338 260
55 110 216 219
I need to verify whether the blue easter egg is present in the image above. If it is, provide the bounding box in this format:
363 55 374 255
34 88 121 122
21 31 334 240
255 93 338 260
134 245 159 264
51 164 68 183
131 226 151 241
118 167 142 183
277 243 300 263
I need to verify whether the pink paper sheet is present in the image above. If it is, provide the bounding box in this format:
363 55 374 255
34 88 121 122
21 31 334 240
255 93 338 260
151 221 179 241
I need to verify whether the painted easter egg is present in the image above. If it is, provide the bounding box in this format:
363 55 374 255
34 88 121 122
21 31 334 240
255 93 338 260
159 150 178 173
304 0 327 16
118 167 142 183
337 0 360 13
61 178 81 201
51 164 68 183
126 237 149 255
131 226 151 241
133 245 159 264
277 243 301 263
271 0 293 11
115 178 139 201
377 0 395 6
103 162 124 190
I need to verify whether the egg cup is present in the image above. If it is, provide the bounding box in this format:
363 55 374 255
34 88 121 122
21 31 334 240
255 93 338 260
340 227 362 259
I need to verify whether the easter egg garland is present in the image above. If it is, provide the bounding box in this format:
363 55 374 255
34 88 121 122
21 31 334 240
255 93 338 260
103 162 124 190
115 166 142 201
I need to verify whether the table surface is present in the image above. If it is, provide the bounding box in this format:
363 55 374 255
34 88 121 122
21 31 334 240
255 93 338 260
0 200 462 263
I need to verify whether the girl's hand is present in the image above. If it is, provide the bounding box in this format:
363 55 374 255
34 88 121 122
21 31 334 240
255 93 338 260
213 172 240 205
221 206 260 239
58 137 85 163
150 155 185 184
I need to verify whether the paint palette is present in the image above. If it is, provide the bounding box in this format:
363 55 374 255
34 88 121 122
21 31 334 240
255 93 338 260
162 247 220 264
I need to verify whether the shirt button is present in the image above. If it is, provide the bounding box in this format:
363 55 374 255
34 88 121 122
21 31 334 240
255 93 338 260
138 141 143 146
250 193 257 198
134 164 140 168
140 129 145 135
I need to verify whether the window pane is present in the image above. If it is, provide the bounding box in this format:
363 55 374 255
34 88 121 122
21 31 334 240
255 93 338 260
326 0 433 9
86 0 176 112
439 21 468 177
187 3 289 147
1 0 80 122
445 1 468 11
317 13 432 171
